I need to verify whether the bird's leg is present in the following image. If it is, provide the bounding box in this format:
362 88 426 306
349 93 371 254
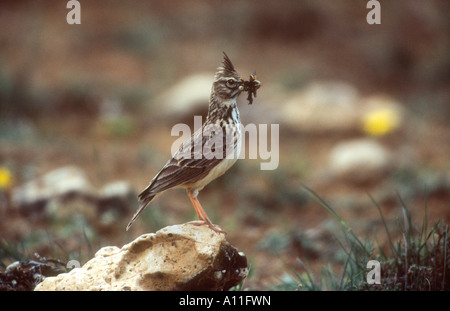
187 190 226 234
188 190 211 223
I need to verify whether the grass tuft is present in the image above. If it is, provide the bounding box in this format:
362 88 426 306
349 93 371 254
277 186 449 291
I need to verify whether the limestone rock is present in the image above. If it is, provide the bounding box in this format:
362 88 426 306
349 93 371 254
157 73 213 119
11 166 95 213
34 223 248 291
327 139 393 183
99 181 134 201
10 167 136 228
98 181 136 226
280 82 405 135
280 81 360 132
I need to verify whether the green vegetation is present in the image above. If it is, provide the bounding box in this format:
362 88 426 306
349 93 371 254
275 186 449 291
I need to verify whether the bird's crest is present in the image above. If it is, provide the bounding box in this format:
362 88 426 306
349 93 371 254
222 52 236 75
215 52 239 79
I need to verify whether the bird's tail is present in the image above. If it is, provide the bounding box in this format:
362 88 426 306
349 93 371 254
126 192 155 231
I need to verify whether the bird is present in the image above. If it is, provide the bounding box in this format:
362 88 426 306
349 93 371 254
126 53 261 233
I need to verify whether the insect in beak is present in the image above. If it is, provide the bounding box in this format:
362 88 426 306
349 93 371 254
241 71 261 105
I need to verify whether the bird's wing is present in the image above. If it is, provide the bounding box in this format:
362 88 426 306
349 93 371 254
138 125 236 200
127 128 225 231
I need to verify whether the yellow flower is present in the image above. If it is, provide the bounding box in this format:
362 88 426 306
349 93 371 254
363 108 401 137
0 167 13 190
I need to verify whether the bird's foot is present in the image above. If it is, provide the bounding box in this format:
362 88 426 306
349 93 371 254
188 220 227 235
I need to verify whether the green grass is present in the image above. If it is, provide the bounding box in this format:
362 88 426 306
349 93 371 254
276 185 449 291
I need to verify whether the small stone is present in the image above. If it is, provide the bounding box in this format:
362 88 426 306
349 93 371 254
327 139 392 183
157 73 213 119
280 81 360 133
98 181 136 225
11 166 95 213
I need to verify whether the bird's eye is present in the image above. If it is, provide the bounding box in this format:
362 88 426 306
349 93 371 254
226 79 237 89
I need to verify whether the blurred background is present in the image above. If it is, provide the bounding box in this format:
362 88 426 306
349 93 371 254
0 0 449 290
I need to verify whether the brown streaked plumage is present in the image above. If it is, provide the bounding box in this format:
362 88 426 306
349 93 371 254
126 53 260 233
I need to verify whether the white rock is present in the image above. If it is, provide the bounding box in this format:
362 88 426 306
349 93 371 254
328 139 392 183
100 181 134 199
280 81 360 132
34 223 248 291
157 73 213 118
11 166 95 209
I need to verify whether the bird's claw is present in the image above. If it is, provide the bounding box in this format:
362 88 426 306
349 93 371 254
188 220 227 234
